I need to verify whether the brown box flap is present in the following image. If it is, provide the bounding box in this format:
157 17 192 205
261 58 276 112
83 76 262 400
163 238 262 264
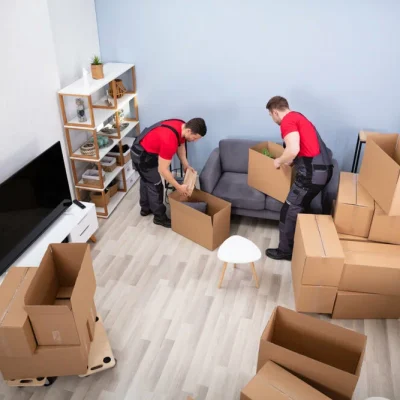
338 233 370 242
0 268 29 327
359 134 400 215
242 361 329 400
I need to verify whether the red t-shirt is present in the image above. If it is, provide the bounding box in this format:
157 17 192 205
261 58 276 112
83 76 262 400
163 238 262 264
280 112 320 157
141 119 186 160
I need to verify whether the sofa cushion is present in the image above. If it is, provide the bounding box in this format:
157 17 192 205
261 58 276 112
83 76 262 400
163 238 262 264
219 139 259 174
213 172 265 210
265 196 283 213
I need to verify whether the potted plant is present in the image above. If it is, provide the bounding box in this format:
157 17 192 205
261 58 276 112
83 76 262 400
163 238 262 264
91 55 104 80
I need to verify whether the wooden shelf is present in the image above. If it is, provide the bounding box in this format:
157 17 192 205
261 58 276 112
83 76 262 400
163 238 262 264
98 120 139 140
59 63 134 96
96 191 125 218
70 138 119 162
76 166 123 192
59 62 139 219
64 94 136 131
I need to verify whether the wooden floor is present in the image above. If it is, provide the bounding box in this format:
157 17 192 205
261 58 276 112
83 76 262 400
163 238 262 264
1 183 399 400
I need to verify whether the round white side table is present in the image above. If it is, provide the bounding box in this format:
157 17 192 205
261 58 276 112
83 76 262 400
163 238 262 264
217 235 262 288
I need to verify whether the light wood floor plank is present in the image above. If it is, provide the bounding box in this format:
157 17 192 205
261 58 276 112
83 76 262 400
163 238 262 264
2 182 400 399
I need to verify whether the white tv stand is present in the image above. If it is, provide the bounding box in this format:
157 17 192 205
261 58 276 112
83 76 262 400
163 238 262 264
11 202 98 268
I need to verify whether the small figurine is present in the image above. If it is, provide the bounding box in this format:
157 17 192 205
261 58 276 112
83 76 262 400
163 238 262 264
76 98 87 122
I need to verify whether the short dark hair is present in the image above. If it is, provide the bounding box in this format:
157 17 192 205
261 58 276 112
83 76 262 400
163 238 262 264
186 118 207 136
266 96 289 112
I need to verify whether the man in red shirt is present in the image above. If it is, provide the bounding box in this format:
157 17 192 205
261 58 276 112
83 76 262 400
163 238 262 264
265 96 333 260
131 118 207 228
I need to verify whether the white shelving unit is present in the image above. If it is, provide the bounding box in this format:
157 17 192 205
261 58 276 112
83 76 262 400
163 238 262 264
58 63 140 218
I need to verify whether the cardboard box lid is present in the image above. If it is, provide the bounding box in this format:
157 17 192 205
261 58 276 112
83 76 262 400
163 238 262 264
242 361 329 400
298 214 344 260
337 172 374 208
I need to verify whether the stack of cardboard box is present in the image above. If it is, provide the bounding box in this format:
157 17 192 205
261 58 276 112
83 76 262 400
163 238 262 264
241 306 367 400
292 133 400 319
0 243 98 380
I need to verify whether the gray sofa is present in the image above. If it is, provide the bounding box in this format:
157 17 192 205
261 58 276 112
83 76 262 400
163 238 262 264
199 139 339 220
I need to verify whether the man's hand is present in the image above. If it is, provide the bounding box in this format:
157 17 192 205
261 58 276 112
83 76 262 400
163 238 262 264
183 163 195 173
273 158 281 169
177 184 190 197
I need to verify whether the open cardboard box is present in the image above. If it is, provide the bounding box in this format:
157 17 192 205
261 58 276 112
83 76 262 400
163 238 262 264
291 214 344 314
169 189 231 251
0 267 37 357
257 306 366 399
339 240 400 296
24 243 96 346
333 172 374 237
368 202 400 245
359 133 400 216
241 361 329 400
248 141 294 203
332 291 400 319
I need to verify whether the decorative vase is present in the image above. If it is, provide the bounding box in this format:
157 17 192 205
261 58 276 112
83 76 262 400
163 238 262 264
91 64 104 80
109 79 127 98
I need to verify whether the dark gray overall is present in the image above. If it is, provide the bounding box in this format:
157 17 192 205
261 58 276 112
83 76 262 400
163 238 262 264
130 120 183 217
279 129 333 253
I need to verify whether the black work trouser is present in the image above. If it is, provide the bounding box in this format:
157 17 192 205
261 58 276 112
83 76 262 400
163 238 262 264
278 169 332 254
135 162 166 218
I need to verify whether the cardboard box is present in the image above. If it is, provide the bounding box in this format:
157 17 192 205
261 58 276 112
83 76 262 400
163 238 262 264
368 202 400 245
291 215 343 314
332 291 400 319
241 361 329 400
337 233 371 242
24 244 96 346
339 240 400 295
257 306 366 399
292 214 344 287
333 172 374 237
0 318 91 380
248 142 294 203
169 189 231 251
359 133 400 216
0 267 37 358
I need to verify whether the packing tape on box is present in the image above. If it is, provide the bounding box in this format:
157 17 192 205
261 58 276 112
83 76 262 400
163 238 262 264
52 331 62 344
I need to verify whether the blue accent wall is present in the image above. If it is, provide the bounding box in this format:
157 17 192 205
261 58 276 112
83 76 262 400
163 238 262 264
95 0 400 171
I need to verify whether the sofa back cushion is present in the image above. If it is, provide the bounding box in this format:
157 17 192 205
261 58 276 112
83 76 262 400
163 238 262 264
219 139 259 173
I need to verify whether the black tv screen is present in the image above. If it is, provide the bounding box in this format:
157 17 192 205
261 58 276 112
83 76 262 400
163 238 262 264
0 141 72 273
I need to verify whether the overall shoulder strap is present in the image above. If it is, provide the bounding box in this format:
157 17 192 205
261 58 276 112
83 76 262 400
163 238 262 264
161 121 182 145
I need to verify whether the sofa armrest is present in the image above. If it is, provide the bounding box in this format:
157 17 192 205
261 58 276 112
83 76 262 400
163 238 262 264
322 159 340 214
199 148 222 194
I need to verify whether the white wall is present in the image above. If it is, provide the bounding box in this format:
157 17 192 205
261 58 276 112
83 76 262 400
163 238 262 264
0 0 100 197
0 0 67 187
47 0 100 88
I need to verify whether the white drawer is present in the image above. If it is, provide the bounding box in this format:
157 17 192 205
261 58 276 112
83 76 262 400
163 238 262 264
118 170 139 190
68 205 98 243
117 160 134 181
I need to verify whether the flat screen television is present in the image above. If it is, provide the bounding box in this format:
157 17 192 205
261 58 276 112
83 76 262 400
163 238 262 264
0 141 72 274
